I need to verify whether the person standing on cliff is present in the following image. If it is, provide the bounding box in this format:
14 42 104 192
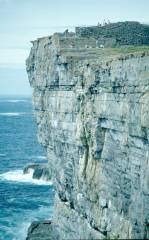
64 29 69 37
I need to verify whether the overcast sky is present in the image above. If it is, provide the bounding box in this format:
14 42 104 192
0 0 149 95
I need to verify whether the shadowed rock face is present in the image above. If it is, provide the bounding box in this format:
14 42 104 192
26 221 60 240
26 23 149 239
23 163 51 181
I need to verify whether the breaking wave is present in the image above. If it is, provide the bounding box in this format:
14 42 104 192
0 170 52 186
36 155 47 160
0 100 29 103
0 112 29 116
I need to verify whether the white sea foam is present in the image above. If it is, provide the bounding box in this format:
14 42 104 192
0 170 52 185
13 222 31 240
36 155 47 160
0 112 29 116
0 100 29 103
13 206 53 240
29 155 47 161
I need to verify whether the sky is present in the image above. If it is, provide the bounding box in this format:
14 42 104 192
0 0 149 95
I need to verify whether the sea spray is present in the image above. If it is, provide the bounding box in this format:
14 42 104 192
0 169 52 185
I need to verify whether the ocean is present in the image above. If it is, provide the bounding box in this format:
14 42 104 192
0 96 54 240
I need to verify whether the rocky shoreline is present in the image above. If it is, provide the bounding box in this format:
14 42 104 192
26 220 59 240
23 163 52 182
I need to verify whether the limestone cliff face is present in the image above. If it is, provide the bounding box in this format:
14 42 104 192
26 26 149 239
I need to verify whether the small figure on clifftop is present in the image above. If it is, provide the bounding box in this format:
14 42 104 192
64 29 69 37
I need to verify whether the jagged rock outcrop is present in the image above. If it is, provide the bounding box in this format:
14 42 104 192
26 22 149 239
23 163 51 181
26 221 60 240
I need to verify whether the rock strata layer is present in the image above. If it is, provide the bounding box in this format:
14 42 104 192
26 22 149 239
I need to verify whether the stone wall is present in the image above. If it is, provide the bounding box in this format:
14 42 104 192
26 25 149 239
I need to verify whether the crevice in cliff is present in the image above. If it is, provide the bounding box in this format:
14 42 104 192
82 142 89 179
90 219 108 237
58 193 108 238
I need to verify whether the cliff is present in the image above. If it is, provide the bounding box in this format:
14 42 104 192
26 22 149 239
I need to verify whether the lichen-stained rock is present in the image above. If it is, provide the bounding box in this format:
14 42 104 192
26 25 149 239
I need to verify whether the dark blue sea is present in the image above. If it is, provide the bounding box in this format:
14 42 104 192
0 96 54 240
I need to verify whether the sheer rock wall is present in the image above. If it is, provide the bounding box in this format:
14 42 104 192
26 26 149 239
